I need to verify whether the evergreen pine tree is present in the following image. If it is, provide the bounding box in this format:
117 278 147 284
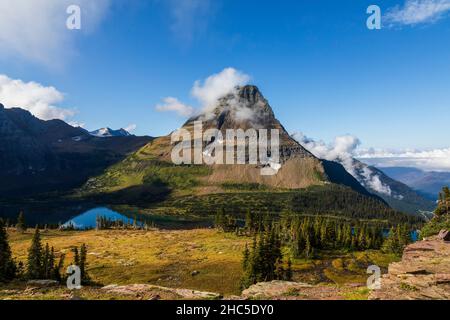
27 227 44 279
16 212 26 232
0 219 17 282
245 210 255 233
79 243 89 284
54 253 65 282
72 247 80 267
285 258 293 281
43 243 51 278
382 227 401 254
304 234 313 259
242 244 250 271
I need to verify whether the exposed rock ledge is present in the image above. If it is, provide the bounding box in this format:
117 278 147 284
369 236 450 300
101 284 222 300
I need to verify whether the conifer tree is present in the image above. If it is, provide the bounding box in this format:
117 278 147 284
304 234 313 259
72 247 80 267
382 227 403 255
0 219 17 282
245 210 255 233
43 243 51 278
54 253 65 282
16 212 26 232
79 243 89 283
242 244 250 271
27 227 43 279
285 258 293 281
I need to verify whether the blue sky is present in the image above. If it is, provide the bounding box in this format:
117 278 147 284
1 0 450 156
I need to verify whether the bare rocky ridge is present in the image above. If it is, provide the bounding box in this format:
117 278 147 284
369 234 450 300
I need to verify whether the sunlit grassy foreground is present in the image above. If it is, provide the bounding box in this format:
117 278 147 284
5 228 398 299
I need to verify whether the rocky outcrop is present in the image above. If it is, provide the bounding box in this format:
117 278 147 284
241 281 312 299
239 280 347 300
369 235 450 300
438 229 450 241
101 284 222 300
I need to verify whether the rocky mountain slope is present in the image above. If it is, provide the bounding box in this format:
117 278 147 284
0 104 152 196
350 160 436 215
369 234 450 300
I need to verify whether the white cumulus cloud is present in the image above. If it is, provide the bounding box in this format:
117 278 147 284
191 67 251 111
0 0 110 66
124 123 137 133
155 67 251 118
156 97 195 117
384 0 450 26
292 132 361 176
0 74 75 121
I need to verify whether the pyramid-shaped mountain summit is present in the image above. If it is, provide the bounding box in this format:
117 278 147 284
84 85 372 198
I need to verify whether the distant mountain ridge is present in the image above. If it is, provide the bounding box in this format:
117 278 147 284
307 155 436 214
352 161 436 214
380 167 450 201
0 103 152 196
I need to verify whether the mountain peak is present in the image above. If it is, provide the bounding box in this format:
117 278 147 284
236 85 264 104
89 127 132 138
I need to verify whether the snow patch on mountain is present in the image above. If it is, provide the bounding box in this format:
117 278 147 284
90 127 131 138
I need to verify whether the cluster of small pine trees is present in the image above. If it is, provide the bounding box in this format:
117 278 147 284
241 225 292 289
215 210 415 288
27 227 90 283
0 218 90 284
214 209 273 234
381 225 412 255
95 215 152 230
71 244 90 284
214 209 239 232
281 216 386 258
26 227 65 281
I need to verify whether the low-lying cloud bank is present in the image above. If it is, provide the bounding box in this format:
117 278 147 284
356 148 450 172
293 131 450 197
292 132 393 196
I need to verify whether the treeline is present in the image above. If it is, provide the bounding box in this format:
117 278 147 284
95 215 154 230
281 215 386 257
215 210 413 288
0 219 89 284
181 185 423 225
3 212 71 231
